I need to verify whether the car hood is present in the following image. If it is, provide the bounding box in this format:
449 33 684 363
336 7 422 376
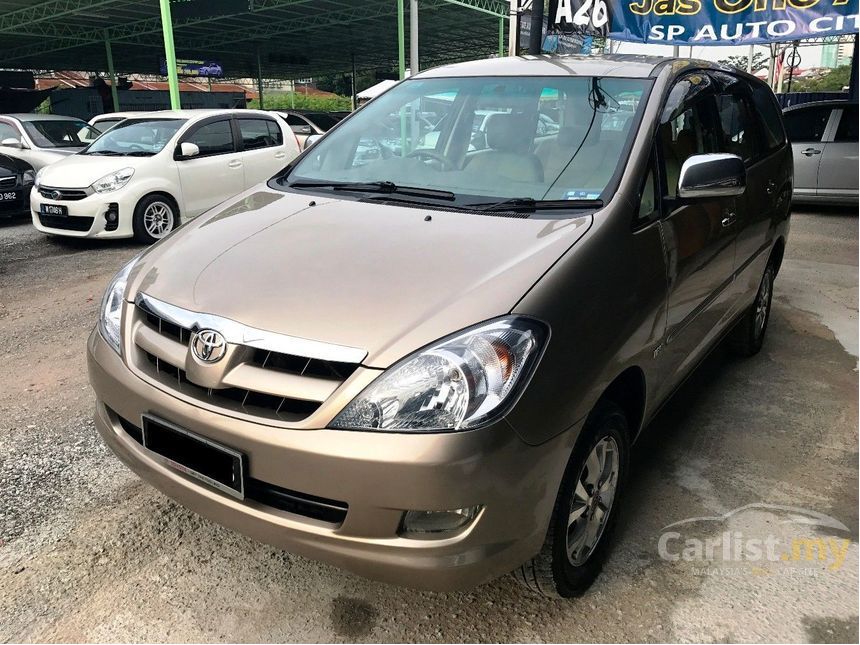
37 152 150 187
130 187 593 367
0 154 30 176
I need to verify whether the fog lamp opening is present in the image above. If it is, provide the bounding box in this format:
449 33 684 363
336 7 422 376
400 506 482 536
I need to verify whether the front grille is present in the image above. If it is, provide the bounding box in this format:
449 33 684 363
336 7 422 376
113 410 348 525
38 186 89 201
37 213 93 231
0 176 16 188
134 306 359 423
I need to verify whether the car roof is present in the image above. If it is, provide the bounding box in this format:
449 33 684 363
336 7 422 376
415 54 670 79
3 113 90 122
783 99 858 112
90 111 150 120
104 109 276 120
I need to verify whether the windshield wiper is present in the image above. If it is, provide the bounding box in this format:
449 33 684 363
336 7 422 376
126 150 155 156
84 150 123 156
466 197 603 212
288 180 455 201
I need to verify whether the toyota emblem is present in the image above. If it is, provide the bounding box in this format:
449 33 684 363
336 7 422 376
190 329 227 363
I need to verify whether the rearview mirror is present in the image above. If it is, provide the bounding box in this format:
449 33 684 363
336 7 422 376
178 142 200 158
678 153 746 199
0 137 23 149
303 134 322 151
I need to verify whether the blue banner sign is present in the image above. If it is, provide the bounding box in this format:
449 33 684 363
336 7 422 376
550 0 859 44
159 58 223 78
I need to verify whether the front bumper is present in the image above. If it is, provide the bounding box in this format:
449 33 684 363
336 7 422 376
31 188 133 238
88 328 578 590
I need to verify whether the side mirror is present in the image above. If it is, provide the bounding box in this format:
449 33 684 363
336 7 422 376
178 142 200 158
303 134 322 151
292 125 313 135
678 153 746 199
1 137 23 148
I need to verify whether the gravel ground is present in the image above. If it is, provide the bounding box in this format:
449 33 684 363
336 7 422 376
0 208 857 643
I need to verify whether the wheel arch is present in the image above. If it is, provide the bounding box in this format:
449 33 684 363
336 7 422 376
136 190 181 222
592 366 647 440
770 236 786 276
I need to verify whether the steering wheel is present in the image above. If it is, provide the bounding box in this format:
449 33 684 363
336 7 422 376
406 149 455 170
128 143 146 152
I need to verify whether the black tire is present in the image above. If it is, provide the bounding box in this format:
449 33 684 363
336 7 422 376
729 261 774 357
132 194 179 244
513 400 630 598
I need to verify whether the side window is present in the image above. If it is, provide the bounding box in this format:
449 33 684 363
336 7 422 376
658 76 718 198
266 120 284 146
783 106 832 143
750 84 786 153
286 114 311 134
636 162 658 226
238 118 279 150
0 122 21 141
714 92 757 162
835 106 858 142
185 119 234 156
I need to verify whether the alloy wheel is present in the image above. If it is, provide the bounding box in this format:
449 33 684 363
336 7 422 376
755 268 772 338
143 201 174 239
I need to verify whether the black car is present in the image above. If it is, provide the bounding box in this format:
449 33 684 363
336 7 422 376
0 153 34 217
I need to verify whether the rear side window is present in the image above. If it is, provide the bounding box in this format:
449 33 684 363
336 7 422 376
783 106 832 143
750 85 786 152
715 93 757 162
239 118 282 150
186 119 234 156
835 106 858 142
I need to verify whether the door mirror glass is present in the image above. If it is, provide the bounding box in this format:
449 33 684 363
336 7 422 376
1 137 23 148
678 153 746 199
303 134 322 151
179 142 200 158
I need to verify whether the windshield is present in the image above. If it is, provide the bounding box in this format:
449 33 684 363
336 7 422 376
23 119 101 148
91 117 125 133
83 118 187 156
304 112 342 131
285 76 651 204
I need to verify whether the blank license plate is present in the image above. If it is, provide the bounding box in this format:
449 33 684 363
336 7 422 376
141 415 245 498
40 203 67 216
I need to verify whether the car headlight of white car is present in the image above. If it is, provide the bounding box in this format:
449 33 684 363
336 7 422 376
99 255 141 353
331 317 549 432
34 168 44 188
92 167 134 194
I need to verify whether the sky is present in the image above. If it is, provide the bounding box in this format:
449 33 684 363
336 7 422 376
610 41 824 68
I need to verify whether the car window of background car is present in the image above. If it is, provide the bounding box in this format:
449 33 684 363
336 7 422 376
0 122 19 141
86 118 186 154
750 85 786 153
304 113 340 131
658 78 718 198
285 114 312 133
291 76 649 203
23 120 99 148
783 106 831 143
835 106 858 142
185 120 234 156
239 118 281 149
92 118 124 133
715 91 756 162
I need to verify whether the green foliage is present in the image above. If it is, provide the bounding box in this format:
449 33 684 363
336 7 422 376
718 52 768 73
249 92 352 112
790 65 853 92
315 70 380 97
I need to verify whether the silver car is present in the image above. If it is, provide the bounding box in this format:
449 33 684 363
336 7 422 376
783 100 858 205
0 113 102 170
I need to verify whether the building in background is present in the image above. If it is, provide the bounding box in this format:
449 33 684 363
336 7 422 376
821 41 854 68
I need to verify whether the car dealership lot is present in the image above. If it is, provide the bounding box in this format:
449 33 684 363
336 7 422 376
0 209 857 643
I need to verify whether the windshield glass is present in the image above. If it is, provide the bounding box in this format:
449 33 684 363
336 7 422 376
304 112 342 131
285 76 650 203
83 118 187 156
23 119 101 148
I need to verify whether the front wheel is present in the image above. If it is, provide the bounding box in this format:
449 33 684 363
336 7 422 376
513 401 630 598
133 194 178 244
729 262 774 357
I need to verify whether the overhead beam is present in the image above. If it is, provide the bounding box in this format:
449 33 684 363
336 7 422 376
437 0 507 17
0 0 117 32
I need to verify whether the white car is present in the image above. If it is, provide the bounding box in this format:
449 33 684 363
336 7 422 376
0 113 102 170
88 111 153 134
31 109 299 243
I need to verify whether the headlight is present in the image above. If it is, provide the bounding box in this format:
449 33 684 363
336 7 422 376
331 317 548 432
34 168 44 188
22 169 35 186
99 255 140 353
92 167 134 193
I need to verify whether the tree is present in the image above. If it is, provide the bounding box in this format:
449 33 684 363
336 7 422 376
718 52 768 73
791 65 852 92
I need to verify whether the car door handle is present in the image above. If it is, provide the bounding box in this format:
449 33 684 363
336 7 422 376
801 148 822 156
228 160 242 168
721 212 737 228
274 152 286 159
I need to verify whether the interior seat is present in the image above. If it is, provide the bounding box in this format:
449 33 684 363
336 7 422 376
464 113 543 183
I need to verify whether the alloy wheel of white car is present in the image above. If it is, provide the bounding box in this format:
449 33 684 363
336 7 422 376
142 201 175 239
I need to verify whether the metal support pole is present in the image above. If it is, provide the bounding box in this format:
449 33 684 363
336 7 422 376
351 52 357 111
528 0 543 54
256 46 264 109
409 0 418 75
103 33 119 112
849 35 858 102
499 15 504 56
158 0 180 110
397 0 406 79
672 45 679 57
508 0 518 56
747 44 754 73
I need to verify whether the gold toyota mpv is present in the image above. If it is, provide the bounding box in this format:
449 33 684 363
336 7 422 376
88 54 791 597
